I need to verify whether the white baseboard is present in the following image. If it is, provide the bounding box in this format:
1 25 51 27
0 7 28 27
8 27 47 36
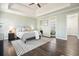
67 35 79 39
56 37 67 40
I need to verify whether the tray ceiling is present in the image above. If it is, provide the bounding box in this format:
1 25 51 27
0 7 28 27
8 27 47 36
0 3 78 17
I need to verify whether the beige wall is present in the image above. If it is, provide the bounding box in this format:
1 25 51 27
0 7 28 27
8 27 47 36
0 11 37 39
37 7 79 40
1 6 79 40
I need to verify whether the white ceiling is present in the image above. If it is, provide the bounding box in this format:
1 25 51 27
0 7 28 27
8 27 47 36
0 3 79 17
21 3 47 10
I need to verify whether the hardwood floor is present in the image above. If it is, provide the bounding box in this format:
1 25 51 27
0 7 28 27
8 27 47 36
66 35 79 56
4 36 79 56
4 40 17 56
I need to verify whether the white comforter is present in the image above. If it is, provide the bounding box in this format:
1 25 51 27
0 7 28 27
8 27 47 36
16 31 40 40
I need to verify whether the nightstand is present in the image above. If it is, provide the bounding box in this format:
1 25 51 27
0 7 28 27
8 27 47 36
8 33 15 41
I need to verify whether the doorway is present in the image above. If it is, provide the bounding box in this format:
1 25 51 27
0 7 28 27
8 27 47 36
67 13 78 36
66 13 78 56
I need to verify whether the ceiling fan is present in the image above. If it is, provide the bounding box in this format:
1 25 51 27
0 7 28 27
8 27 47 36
29 3 41 8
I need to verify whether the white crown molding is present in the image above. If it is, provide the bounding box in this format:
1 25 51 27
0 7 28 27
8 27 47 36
0 3 36 18
0 3 71 17
0 8 36 18
36 3 71 17
38 6 79 18
1 3 79 18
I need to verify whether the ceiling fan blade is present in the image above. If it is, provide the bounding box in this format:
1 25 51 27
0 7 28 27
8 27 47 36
37 3 41 8
29 3 34 5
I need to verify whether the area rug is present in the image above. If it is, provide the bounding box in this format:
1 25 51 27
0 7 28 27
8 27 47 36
11 37 55 56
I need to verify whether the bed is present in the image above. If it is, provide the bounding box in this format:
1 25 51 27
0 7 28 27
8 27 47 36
9 25 41 43
16 31 40 43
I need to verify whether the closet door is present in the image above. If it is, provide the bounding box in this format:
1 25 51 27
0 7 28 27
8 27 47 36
40 19 56 37
40 20 51 37
67 13 78 36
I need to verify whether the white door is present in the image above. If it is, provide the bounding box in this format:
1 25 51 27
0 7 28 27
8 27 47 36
40 20 51 37
40 19 56 37
67 13 78 36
